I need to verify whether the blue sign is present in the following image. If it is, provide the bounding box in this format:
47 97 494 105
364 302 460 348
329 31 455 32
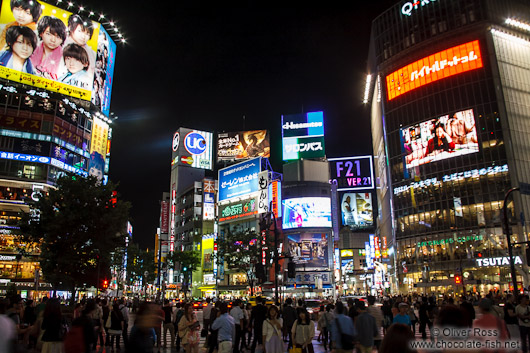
184 131 207 155
218 157 261 202
0 151 87 177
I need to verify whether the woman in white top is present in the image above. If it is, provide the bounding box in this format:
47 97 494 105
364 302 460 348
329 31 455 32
292 308 315 353
262 305 283 353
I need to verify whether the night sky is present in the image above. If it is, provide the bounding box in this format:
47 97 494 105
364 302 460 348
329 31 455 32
95 2 398 249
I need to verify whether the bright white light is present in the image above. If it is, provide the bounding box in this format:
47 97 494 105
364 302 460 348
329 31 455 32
376 76 381 103
491 28 530 46
362 74 372 104
79 6 84 11
89 11 94 16
118 33 122 38
506 18 530 33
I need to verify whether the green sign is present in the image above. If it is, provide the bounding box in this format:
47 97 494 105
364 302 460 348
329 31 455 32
219 198 257 223
417 234 483 247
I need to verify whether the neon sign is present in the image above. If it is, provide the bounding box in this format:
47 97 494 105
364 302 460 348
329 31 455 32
401 0 437 17
0 151 87 177
476 256 522 267
386 40 483 101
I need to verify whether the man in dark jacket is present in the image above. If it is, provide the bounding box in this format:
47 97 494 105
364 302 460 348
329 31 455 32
250 297 268 353
354 301 378 353
282 298 297 348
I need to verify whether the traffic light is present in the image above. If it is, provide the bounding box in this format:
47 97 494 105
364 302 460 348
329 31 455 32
183 266 188 272
454 275 462 285
288 262 296 278
103 279 108 289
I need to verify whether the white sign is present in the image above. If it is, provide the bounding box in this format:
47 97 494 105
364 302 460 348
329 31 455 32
258 170 269 214
476 256 522 267
401 0 437 17
172 132 180 152
0 255 16 261
284 141 323 153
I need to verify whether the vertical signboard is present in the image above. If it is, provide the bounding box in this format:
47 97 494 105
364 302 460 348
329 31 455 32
203 179 215 221
258 170 269 214
160 201 169 234
89 117 109 181
269 180 282 218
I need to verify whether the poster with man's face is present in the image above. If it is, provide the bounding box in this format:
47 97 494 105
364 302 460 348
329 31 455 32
0 0 116 104
341 193 373 230
287 232 329 269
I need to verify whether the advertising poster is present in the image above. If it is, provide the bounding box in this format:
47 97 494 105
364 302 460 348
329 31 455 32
203 179 215 221
341 258 354 274
88 116 108 181
401 108 479 169
218 157 261 202
287 232 329 269
93 27 116 116
341 193 373 230
171 128 213 170
282 197 332 230
217 130 270 162
0 0 116 103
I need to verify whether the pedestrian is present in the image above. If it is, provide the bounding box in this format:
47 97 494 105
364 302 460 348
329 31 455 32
381 299 393 335
329 301 355 353
126 302 157 353
317 303 334 351
366 296 383 350
101 299 111 346
71 300 97 353
91 298 103 350
41 298 64 353
291 308 315 353
516 295 530 352
208 301 221 353
317 305 325 342
109 302 125 351
250 297 268 353
203 298 213 332
473 298 509 349
230 299 245 353
354 301 378 353
262 305 283 353
211 302 235 353
175 302 184 351
178 303 200 353
346 298 357 323
504 294 519 339
459 296 475 328
242 302 251 349
162 299 175 348
418 297 432 340
281 298 297 348
393 302 411 327
154 302 164 352
120 298 130 346
379 323 415 353
0 298 17 353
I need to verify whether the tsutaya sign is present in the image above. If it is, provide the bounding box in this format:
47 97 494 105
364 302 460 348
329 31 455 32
401 0 437 17
476 256 522 267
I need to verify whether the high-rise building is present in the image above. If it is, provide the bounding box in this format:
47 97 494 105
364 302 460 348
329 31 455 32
367 0 530 294
0 0 119 297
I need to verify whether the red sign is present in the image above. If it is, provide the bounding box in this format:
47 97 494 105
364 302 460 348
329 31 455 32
386 40 483 101
160 201 169 234
0 115 41 132
271 180 279 218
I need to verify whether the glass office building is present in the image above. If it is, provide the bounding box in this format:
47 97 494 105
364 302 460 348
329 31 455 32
368 0 530 294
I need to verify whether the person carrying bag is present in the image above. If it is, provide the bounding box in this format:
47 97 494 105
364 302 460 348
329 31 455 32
291 309 315 353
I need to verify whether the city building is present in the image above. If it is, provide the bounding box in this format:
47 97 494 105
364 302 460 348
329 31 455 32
0 0 119 298
367 0 530 294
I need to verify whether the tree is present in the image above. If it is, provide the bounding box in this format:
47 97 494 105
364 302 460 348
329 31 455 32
19 174 130 302
166 250 200 298
125 243 156 295
215 229 273 296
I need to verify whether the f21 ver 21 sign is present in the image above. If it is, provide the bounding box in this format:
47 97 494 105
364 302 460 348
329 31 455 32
329 156 374 191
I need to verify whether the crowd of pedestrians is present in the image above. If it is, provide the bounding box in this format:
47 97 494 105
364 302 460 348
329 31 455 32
3 292 530 353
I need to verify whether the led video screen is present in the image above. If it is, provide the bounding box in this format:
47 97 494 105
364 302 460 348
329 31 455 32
341 192 373 230
287 232 329 269
282 197 331 229
401 108 479 169
0 0 116 104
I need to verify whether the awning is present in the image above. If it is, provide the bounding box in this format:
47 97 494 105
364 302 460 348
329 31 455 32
198 285 216 290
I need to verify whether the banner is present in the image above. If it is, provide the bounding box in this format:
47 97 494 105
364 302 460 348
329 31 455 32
217 130 270 162
287 232 329 270
0 0 116 104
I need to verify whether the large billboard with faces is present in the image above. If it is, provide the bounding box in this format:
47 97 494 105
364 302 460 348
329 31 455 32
0 0 117 106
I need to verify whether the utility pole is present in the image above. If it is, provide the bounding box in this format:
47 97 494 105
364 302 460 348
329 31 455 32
503 187 521 294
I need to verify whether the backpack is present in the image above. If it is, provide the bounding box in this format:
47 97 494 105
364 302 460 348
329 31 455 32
64 325 85 353
335 318 355 350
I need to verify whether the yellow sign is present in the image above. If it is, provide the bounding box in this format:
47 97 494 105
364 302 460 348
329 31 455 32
341 249 354 257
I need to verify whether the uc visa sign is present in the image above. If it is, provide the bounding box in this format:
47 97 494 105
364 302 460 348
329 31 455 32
171 127 213 170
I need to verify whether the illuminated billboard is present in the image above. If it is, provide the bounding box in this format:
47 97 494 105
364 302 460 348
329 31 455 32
341 192 373 230
386 40 483 101
218 196 258 223
88 116 108 181
203 179 215 221
217 130 270 162
0 0 116 104
287 232 329 269
341 259 354 274
329 156 374 191
401 108 479 169
218 157 261 202
171 128 213 170
282 197 332 230
282 111 325 161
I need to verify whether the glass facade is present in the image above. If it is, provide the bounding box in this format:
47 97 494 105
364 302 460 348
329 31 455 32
369 0 530 293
